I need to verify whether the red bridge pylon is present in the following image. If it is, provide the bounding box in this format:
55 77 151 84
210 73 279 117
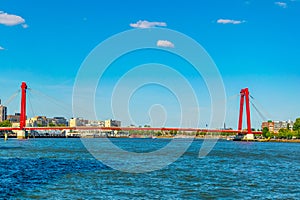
238 88 252 134
20 82 27 130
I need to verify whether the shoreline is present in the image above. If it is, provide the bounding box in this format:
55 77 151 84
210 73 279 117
1 135 300 143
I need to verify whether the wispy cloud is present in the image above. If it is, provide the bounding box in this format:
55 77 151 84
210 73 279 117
217 19 246 24
0 46 4 50
157 40 175 48
130 20 167 28
275 2 288 8
0 11 27 27
22 23 28 28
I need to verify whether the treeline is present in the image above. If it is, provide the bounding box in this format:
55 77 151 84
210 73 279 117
0 120 12 127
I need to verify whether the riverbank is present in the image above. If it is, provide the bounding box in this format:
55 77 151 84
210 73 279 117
269 138 300 143
1 135 300 143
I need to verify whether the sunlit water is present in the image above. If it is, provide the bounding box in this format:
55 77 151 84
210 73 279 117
0 138 299 199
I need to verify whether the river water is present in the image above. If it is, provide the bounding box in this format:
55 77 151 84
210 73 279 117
0 138 299 199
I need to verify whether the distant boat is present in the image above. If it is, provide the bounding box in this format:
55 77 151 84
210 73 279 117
232 134 244 141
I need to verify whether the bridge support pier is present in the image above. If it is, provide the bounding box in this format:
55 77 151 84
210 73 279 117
17 130 28 140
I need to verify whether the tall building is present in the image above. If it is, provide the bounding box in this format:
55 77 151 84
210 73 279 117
0 99 7 122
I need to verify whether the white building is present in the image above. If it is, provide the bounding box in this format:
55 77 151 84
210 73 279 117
86 120 105 127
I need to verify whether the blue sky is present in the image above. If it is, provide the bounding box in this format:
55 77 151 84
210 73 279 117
0 0 299 129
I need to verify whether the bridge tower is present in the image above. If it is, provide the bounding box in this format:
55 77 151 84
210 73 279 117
17 82 28 139
238 88 254 139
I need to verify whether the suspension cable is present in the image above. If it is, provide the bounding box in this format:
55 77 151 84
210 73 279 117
27 89 36 117
249 97 268 122
250 95 272 120
3 90 20 106
28 88 71 117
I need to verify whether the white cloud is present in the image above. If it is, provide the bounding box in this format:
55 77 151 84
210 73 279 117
130 20 167 28
217 19 246 24
0 11 26 26
0 46 4 50
275 2 287 8
157 40 175 48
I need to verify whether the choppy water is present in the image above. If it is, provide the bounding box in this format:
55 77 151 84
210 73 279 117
0 138 299 199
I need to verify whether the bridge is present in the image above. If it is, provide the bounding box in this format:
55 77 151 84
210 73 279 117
0 82 262 139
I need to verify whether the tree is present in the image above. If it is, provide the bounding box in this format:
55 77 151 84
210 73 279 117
262 127 269 138
169 130 177 136
293 118 300 131
295 130 300 139
278 128 293 139
155 131 162 136
0 120 12 127
278 128 286 139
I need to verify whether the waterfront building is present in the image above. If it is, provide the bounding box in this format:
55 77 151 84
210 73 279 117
69 118 89 127
105 119 121 127
262 121 274 132
0 99 7 122
7 113 21 123
262 120 294 133
50 117 68 126
28 116 48 127
86 120 105 127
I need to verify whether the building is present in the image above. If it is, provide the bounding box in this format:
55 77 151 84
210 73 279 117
86 120 105 127
262 120 294 133
50 117 68 126
69 118 89 127
25 116 68 127
28 116 48 127
0 99 7 122
69 118 121 128
262 121 275 132
7 113 21 123
105 119 121 127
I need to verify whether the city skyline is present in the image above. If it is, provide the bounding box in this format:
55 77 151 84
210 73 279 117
1 0 300 129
